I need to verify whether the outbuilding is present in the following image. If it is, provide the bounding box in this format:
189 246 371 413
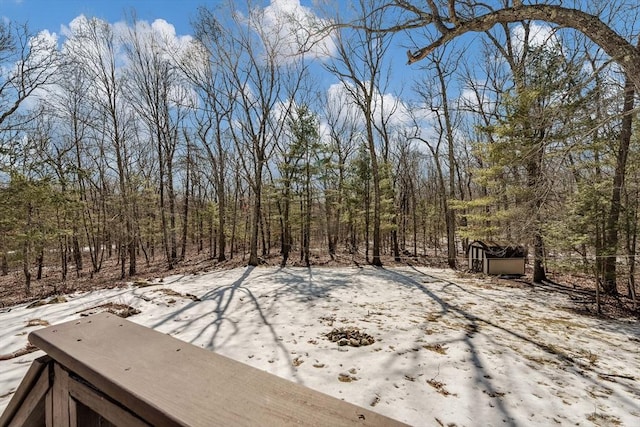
467 240 526 276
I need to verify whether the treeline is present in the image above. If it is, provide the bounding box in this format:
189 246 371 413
0 1 638 301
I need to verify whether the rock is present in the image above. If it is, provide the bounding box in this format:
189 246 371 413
325 327 375 347
338 373 357 383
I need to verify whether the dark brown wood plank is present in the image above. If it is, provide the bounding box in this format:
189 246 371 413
29 313 408 427
6 363 50 427
68 377 149 427
44 389 52 427
0 356 50 427
68 397 78 427
51 363 70 427
73 399 115 427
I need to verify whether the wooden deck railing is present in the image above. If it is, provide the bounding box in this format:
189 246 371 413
0 312 407 426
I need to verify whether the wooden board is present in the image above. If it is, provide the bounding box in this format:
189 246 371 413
0 356 50 427
29 313 408 427
5 362 49 427
50 363 70 427
68 377 149 427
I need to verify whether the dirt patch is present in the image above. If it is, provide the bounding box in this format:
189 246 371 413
586 412 621 426
0 249 435 308
26 296 67 309
0 343 39 361
423 343 448 354
155 288 201 301
25 319 50 327
427 378 457 397
338 369 359 382
77 303 140 318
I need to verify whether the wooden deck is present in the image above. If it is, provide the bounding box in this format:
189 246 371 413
1 312 408 426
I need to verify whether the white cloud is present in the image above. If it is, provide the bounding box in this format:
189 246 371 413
60 14 89 38
250 0 337 64
511 22 562 59
326 81 413 131
151 19 193 53
458 84 497 114
12 29 59 110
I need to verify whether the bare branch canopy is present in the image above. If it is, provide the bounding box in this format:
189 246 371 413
388 2 640 90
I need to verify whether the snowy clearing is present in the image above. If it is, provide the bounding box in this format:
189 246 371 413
1 266 638 426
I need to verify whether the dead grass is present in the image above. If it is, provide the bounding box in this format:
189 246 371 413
423 343 448 354
586 412 622 426
155 288 201 301
0 249 433 308
424 313 440 322
426 378 456 397
0 343 39 361
25 319 50 327
0 247 636 321
581 350 599 366
338 372 358 382
77 303 141 318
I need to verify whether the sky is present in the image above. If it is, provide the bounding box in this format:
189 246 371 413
0 0 419 93
1 0 586 145
1 0 196 36
1 0 429 134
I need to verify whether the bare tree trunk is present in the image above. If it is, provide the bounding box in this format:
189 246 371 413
217 167 226 262
434 61 458 269
528 156 547 283
369 134 383 267
303 159 311 266
23 241 31 295
158 140 172 269
23 202 32 293
36 248 44 281
180 138 191 261
1 252 8 275
365 175 371 263
602 77 635 295
280 186 291 267
72 227 82 277
249 178 262 266
59 237 67 281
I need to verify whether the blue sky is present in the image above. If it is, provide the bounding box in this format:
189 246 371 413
1 0 196 36
0 0 469 133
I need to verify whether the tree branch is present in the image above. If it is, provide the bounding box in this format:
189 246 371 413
405 4 640 91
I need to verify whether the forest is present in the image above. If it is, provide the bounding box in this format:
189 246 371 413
0 0 639 306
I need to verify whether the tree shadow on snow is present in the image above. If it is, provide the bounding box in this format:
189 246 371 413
367 267 517 426
379 267 639 423
268 266 353 302
148 266 300 379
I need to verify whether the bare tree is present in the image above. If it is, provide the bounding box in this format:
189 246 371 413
63 17 138 278
322 88 359 258
122 17 191 269
326 0 396 266
188 9 233 262
410 44 464 269
205 1 307 266
0 22 59 131
347 1 640 92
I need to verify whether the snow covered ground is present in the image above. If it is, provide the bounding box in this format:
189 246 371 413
1 266 638 426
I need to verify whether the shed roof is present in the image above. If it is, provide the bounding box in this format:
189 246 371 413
468 240 526 258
